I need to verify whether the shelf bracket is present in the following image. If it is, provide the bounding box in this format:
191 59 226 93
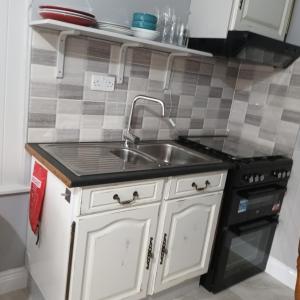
117 43 142 84
56 30 80 79
163 53 191 90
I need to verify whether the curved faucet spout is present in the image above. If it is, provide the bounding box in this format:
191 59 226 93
123 95 166 147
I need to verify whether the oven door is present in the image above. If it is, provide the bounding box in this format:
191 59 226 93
207 216 278 293
227 185 286 225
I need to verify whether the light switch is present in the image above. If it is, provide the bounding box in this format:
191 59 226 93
91 74 115 91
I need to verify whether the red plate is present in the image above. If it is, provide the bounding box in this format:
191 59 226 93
40 11 96 27
40 8 96 21
39 5 95 18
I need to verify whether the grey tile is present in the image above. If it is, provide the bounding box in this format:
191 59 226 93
56 129 80 142
128 77 148 91
30 98 57 114
197 75 211 86
58 84 83 100
31 48 56 66
199 62 214 75
86 58 109 73
130 64 150 78
105 102 126 116
234 90 250 102
281 109 300 124
28 113 56 128
82 101 105 115
245 114 262 126
206 109 230 119
31 82 57 98
57 99 82 114
132 48 151 66
226 66 239 77
87 39 111 59
290 74 300 86
185 59 201 73
103 129 123 141
106 90 128 103
190 119 204 129
269 84 288 97
209 87 223 98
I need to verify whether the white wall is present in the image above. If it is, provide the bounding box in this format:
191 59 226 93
269 131 300 271
0 0 31 276
32 0 191 27
0 194 29 273
0 0 31 194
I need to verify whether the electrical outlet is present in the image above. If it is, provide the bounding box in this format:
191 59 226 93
91 74 115 91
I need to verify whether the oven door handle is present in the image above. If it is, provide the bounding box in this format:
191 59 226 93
239 186 286 199
232 218 279 236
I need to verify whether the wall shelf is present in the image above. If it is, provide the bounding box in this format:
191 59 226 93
30 19 213 83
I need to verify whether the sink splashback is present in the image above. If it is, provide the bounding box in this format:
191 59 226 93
28 28 235 144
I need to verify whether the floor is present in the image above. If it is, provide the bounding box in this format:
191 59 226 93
0 273 294 300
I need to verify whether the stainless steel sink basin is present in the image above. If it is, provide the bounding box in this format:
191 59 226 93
137 143 217 166
110 148 155 165
39 141 220 177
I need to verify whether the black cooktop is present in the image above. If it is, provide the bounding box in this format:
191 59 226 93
182 136 283 161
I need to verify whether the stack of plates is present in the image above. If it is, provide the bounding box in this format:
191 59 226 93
39 5 97 27
97 21 134 36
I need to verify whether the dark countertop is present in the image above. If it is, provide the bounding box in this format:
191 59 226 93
25 141 233 188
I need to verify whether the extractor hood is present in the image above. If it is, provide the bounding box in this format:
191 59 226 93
188 31 300 68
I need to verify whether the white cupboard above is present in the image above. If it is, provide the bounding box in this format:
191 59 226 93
188 0 234 39
188 0 294 41
230 0 295 41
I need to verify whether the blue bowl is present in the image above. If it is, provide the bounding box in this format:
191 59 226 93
132 20 157 30
133 13 157 24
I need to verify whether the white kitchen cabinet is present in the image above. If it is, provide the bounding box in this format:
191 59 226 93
230 0 295 40
150 192 222 294
188 0 234 38
27 157 227 300
69 204 160 300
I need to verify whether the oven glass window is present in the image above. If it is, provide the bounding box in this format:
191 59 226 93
224 224 273 278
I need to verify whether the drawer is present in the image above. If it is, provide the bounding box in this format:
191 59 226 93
167 171 227 200
81 179 164 215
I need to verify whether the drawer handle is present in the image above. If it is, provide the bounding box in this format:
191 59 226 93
113 191 139 205
192 180 210 192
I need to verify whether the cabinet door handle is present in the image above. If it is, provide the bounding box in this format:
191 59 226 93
160 233 168 265
146 237 154 270
113 191 139 205
192 180 210 192
239 0 244 10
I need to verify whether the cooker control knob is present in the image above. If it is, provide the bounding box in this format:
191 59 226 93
287 171 291 177
282 171 287 179
260 174 265 182
254 174 260 183
248 175 254 184
277 172 282 179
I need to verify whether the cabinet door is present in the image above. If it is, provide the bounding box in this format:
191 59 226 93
70 204 160 300
188 0 234 38
153 193 222 293
233 0 294 40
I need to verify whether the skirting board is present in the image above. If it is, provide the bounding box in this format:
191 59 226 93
266 256 297 290
0 267 28 295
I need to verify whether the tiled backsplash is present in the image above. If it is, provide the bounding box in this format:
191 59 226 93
228 60 300 156
28 29 300 157
28 29 237 143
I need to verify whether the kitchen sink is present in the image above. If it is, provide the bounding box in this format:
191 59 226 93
39 141 219 176
110 148 155 165
137 143 216 166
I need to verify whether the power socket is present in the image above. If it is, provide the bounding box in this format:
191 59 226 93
91 74 115 91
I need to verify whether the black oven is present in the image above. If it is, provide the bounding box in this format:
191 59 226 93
177 135 293 293
202 216 278 292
